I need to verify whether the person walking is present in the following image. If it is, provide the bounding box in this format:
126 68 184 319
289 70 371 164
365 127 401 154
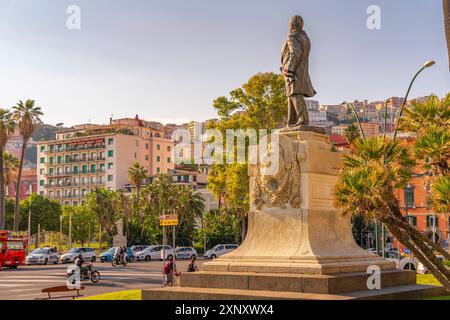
163 256 178 286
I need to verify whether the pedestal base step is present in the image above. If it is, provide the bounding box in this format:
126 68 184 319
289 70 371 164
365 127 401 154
142 284 445 300
181 270 416 294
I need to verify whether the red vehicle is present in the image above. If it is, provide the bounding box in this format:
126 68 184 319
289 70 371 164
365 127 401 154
0 230 28 269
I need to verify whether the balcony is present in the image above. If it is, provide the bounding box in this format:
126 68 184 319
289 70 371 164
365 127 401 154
45 181 106 189
46 157 106 166
45 169 106 176
45 144 106 154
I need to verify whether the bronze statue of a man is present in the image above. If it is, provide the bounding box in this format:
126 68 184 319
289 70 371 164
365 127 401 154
281 15 316 127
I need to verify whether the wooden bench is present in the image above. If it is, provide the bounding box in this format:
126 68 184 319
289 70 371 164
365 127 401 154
40 285 85 300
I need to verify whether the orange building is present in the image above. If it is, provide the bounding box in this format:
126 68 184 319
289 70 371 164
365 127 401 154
391 137 450 251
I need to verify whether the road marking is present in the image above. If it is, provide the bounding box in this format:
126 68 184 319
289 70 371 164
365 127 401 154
0 279 65 283
6 288 38 292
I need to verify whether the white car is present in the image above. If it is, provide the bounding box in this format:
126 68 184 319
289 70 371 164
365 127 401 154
204 244 238 259
26 247 59 265
60 247 97 263
417 255 445 274
175 247 197 260
387 255 419 270
135 245 174 261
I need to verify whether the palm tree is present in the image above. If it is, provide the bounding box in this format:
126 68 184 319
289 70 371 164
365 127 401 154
335 136 450 291
0 109 15 229
444 0 450 70
3 152 19 196
344 124 360 145
127 161 148 204
11 100 43 231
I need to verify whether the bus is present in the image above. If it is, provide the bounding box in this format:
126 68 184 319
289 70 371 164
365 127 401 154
0 230 28 269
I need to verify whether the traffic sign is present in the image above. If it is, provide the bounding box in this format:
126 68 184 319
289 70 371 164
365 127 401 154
160 214 179 226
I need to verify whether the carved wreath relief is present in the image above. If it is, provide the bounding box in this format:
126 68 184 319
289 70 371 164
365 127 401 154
252 136 302 209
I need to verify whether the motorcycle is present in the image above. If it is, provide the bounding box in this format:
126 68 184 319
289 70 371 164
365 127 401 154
66 262 100 284
112 254 127 267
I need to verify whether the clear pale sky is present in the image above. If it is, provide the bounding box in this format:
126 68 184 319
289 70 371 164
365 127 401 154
0 0 448 126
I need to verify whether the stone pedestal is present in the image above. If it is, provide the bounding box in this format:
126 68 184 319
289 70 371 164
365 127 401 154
202 131 393 274
142 131 444 300
112 220 127 248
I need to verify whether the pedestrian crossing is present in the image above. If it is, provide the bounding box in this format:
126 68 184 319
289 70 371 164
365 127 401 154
0 266 167 300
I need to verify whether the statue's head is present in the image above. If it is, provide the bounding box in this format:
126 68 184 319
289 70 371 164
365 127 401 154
289 15 304 32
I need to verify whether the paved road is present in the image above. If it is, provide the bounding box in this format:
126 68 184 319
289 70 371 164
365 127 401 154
0 259 204 300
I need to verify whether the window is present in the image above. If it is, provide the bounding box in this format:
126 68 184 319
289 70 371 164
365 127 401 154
134 152 137 159
108 163 113 169
49 157 54 164
39 180 44 187
157 156 160 162
73 166 78 174
108 175 113 181
156 167 160 174
39 169 44 175
108 150 114 157
90 164 96 173
82 165 87 173
57 156 62 164
136 140 139 147
108 138 114 145
427 215 439 228
40 157 45 164
145 155 149 161
99 164 105 171
157 144 161 151
405 215 417 227
145 143 149 150
404 185 414 208
167 157 171 163
40 146 45 152
167 146 171 152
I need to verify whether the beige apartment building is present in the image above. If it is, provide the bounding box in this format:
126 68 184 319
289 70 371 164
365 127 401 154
37 116 174 206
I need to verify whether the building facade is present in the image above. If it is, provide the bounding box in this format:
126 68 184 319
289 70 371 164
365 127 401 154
37 116 174 206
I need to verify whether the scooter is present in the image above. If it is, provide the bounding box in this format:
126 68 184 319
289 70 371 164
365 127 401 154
112 254 127 267
66 262 100 284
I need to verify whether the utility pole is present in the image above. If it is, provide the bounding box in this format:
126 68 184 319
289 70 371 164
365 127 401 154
69 211 72 248
99 224 102 251
27 209 31 254
59 215 63 253
37 224 40 249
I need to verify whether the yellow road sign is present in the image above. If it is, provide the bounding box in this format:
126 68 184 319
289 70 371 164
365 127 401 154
160 214 179 226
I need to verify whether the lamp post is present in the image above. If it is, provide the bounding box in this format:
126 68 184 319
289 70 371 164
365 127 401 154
342 101 366 141
393 60 435 141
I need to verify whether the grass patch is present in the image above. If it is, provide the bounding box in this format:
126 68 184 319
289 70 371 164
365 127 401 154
417 274 442 286
79 290 142 300
417 274 450 300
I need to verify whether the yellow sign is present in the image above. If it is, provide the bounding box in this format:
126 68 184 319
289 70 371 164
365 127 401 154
160 214 179 226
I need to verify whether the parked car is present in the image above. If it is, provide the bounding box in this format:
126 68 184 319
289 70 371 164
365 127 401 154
387 256 419 270
204 244 238 259
135 245 174 261
417 255 445 274
130 245 149 254
60 247 97 263
100 247 134 262
175 247 197 260
25 247 59 265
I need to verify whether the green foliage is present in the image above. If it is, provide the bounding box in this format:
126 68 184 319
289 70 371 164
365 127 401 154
61 205 98 246
5 193 62 233
86 188 118 238
335 136 415 220
195 209 241 249
207 72 286 216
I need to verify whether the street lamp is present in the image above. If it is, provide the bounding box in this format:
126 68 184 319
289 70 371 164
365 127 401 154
342 101 366 141
393 60 435 141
